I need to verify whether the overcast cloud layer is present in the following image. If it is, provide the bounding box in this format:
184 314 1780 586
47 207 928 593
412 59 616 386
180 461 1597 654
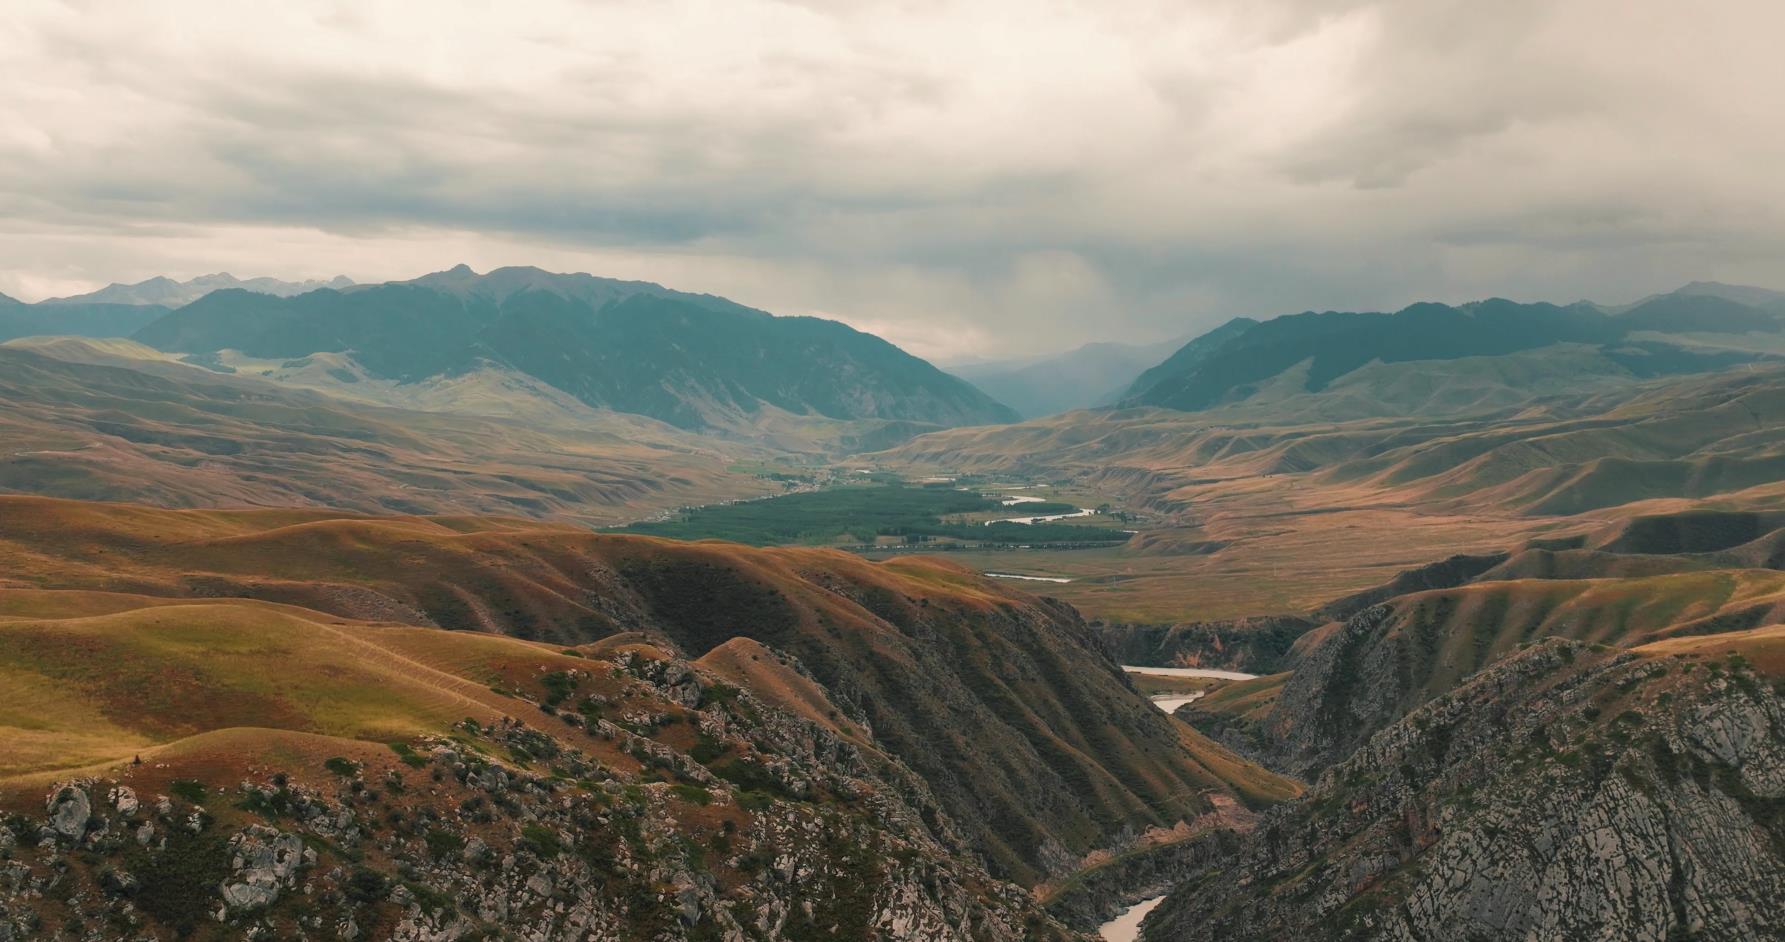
3 0 1783 358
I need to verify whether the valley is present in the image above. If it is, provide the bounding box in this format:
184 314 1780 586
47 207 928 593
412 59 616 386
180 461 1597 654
0 268 1781 941
12 3 1785 937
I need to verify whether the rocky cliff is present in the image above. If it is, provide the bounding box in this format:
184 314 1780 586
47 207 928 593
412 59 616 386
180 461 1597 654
1146 640 1785 941
0 632 1082 941
0 497 1298 892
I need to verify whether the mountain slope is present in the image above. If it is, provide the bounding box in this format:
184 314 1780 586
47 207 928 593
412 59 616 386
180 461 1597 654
1119 317 1258 403
133 265 1018 431
0 294 168 342
0 496 1297 886
0 343 768 525
1119 287 1781 416
1148 639 1785 941
0 590 1083 941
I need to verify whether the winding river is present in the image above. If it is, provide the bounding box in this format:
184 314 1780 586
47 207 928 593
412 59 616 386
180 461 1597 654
1078 667 1263 927
1098 895 1167 941
1123 665 1257 713
1092 666 1258 934
1121 665 1258 681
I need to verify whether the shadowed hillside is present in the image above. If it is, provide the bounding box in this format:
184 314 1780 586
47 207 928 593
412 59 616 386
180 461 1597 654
133 265 1018 431
0 589 1089 940
0 496 1296 886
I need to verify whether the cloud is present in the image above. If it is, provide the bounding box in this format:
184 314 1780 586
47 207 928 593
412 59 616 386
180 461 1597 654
2 0 1783 357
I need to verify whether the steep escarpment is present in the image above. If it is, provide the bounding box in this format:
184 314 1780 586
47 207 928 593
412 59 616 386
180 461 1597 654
1232 521 1785 777
0 593 1080 941
0 497 1297 887
1146 641 1785 941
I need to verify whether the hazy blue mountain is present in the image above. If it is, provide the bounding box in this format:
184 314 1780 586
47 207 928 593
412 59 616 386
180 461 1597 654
1121 287 1781 413
134 265 1018 430
46 272 354 308
1652 280 1785 312
945 338 1185 418
1614 292 1782 333
0 293 169 343
1120 287 1777 412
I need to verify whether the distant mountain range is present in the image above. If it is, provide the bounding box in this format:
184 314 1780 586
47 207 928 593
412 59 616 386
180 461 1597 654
945 338 1188 419
45 272 353 307
1 272 354 344
1118 283 1785 414
0 293 169 343
134 265 1018 431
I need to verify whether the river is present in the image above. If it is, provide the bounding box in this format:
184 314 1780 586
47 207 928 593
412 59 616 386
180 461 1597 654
1147 692 1205 713
988 507 1096 525
1098 895 1166 941
1121 665 1258 681
1097 668 1256 934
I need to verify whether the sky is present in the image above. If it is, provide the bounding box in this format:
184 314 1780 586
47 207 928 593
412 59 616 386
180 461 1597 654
4 0 1784 360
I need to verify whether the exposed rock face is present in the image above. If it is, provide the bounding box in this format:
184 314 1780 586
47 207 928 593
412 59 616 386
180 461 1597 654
1258 603 1404 776
0 501 1295 889
0 646 1085 941
1145 642 1785 941
221 825 311 911
44 785 90 841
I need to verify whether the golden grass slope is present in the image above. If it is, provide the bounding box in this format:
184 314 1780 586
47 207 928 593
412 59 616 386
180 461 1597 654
866 365 1785 623
0 343 775 526
0 495 1300 883
0 590 591 784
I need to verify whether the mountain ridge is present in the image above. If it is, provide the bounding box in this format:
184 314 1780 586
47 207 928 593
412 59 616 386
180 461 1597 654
133 266 1019 432
45 272 354 307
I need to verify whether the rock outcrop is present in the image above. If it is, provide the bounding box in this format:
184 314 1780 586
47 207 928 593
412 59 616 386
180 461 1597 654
0 645 1086 942
1145 641 1785 941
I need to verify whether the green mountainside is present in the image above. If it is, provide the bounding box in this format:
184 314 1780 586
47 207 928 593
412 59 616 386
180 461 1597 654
133 266 1018 431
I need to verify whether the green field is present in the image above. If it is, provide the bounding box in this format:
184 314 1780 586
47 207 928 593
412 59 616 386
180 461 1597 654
613 484 1122 547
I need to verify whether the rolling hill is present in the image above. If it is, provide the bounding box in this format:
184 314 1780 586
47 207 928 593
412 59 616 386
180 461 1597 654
133 265 1018 432
0 589 1088 940
1155 506 1785 773
0 342 774 525
1107 505 1785 940
0 496 1297 887
869 362 1785 623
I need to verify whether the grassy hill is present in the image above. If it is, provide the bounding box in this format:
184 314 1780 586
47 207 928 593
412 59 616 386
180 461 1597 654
0 496 1297 886
0 342 776 525
0 584 1104 940
1180 504 1785 776
868 364 1785 623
